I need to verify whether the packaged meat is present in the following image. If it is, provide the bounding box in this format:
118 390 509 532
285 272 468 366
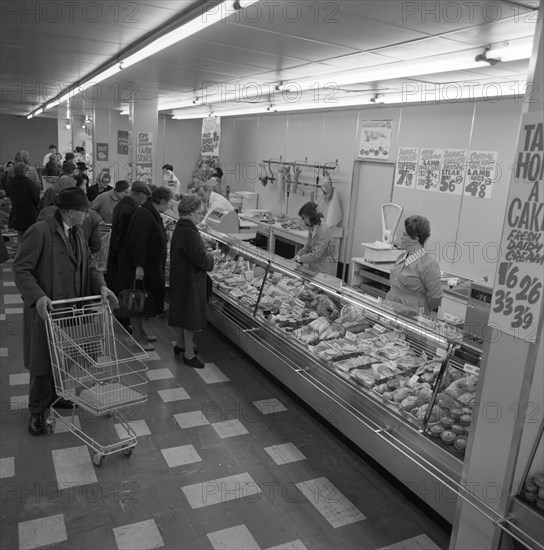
399 396 419 411
372 364 397 379
351 369 377 388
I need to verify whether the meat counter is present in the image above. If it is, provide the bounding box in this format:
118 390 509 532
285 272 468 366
201 230 483 523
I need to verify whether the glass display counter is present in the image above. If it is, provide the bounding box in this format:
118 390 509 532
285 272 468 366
202 229 484 523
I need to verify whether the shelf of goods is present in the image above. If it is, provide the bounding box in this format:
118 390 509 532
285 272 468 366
202 230 483 524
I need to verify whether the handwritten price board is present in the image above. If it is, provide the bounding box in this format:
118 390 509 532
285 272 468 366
439 149 467 195
394 147 418 189
136 131 153 186
464 150 498 199
489 112 543 342
416 148 442 192
492 262 542 335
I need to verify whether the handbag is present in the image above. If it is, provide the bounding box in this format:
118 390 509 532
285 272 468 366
116 279 158 319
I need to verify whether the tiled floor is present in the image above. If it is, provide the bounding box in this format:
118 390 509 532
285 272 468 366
0 262 450 549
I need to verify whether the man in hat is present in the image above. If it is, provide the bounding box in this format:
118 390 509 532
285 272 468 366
13 187 118 436
91 179 130 224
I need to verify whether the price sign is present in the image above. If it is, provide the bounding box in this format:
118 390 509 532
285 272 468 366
491 262 542 339
463 363 480 376
292 306 304 319
408 375 420 386
345 331 357 341
464 150 498 199
373 324 387 334
489 113 543 344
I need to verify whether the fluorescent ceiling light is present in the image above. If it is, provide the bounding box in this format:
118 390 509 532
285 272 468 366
80 65 122 89
120 1 238 69
45 99 60 110
171 79 527 119
26 114 33 119
27 0 260 118
160 40 533 112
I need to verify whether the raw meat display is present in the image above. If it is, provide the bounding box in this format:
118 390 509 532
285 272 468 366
207 240 480 459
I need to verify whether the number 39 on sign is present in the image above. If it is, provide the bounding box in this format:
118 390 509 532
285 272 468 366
492 261 542 337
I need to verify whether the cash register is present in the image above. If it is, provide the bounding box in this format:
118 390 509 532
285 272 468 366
206 208 257 240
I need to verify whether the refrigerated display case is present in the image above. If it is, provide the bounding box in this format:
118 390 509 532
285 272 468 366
202 230 484 523
499 423 544 549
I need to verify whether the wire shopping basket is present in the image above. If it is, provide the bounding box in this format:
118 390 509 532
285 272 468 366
45 295 149 466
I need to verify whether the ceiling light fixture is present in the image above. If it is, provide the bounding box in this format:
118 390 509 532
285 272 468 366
370 94 385 104
26 0 261 118
119 0 257 70
475 46 500 66
65 120 71 130
45 99 61 110
162 41 533 113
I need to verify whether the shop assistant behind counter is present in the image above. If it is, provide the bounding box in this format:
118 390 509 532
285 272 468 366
385 215 443 317
293 201 336 276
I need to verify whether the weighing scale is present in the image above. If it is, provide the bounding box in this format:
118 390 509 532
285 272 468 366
206 208 257 240
361 203 404 263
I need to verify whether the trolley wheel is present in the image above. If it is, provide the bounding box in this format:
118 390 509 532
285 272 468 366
122 446 134 457
45 418 55 435
93 452 104 467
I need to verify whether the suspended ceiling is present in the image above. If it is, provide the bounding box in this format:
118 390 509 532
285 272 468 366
0 0 540 119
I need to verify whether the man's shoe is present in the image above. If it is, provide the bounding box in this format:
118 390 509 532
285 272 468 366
183 355 205 369
144 335 157 342
51 397 77 409
28 413 44 436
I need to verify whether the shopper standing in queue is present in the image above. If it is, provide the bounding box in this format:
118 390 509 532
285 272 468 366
114 186 172 350
107 181 151 316
91 179 130 224
13 187 118 436
7 162 40 244
87 170 113 202
169 194 214 369
385 215 443 317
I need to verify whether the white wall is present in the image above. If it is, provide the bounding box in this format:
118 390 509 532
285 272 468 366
213 97 523 279
159 116 203 194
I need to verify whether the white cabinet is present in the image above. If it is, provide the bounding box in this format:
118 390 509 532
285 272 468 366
349 257 392 298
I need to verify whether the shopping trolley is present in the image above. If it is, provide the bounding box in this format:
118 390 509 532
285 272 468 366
45 296 149 467
95 224 111 272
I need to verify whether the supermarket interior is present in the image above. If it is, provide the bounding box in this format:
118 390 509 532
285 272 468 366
0 1 543 550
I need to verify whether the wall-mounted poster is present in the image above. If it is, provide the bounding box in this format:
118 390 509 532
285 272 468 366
394 147 419 188
439 149 467 195
416 148 443 192
96 142 108 162
358 120 392 160
201 117 220 156
136 131 153 186
117 130 129 155
464 150 498 199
